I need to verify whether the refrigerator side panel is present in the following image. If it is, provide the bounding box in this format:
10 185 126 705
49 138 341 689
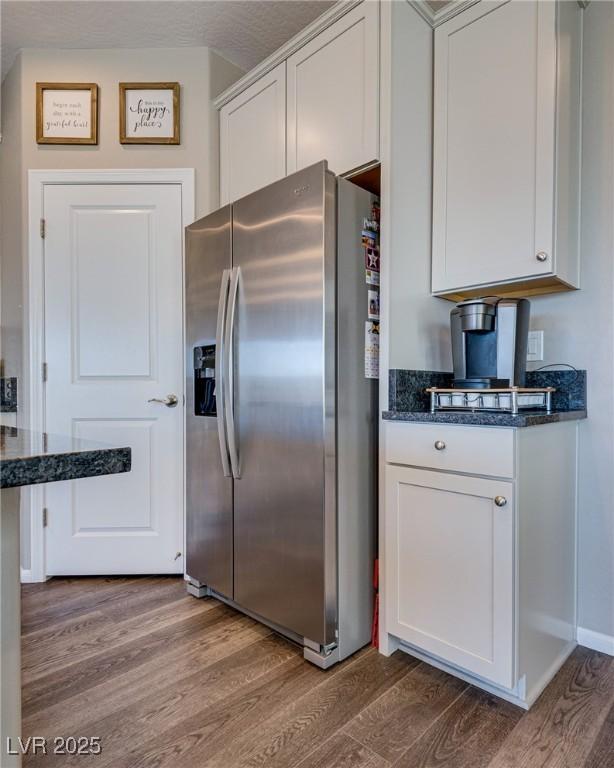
231 161 337 645
322 168 338 647
185 207 233 598
336 178 378 659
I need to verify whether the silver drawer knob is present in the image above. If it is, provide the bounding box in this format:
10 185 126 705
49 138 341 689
494 496 507 507
434 440 446 451
536 251 548 262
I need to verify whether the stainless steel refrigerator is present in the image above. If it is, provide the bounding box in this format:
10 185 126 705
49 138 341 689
185 161 377 668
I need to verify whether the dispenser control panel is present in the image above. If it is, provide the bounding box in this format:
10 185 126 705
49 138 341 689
194 345 216 416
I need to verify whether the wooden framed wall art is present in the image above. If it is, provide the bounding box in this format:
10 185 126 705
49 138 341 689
36 83 98 144
119 82 180 144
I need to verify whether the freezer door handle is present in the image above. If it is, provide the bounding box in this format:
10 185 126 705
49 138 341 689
215 268 232 477
224 266 241 479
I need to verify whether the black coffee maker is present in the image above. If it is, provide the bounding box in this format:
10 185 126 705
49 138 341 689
450 298 530 389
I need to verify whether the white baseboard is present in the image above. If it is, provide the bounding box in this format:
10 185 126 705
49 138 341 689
20 567 34 583
577 626 614 656
523 641 576 708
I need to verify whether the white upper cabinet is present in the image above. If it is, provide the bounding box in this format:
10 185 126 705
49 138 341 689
286 1 379 175
432 0 582 298
220 63 286 204
218 2 380 200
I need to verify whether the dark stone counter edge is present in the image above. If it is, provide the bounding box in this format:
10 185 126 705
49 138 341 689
0 405 17 413
382 409 587 428
1 447 132 490
389 369 587 413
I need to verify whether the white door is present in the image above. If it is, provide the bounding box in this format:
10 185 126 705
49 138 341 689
386 465 515 688
432 0 556 292
286 1 379 176
220 62 286 204
44 183 184 575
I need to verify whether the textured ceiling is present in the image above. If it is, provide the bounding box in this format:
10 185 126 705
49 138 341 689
1 0 336 80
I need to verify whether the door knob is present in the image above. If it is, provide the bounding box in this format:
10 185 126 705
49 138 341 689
536 251 548 262
434 440 446 451
494 496 507 507
148 394 179 407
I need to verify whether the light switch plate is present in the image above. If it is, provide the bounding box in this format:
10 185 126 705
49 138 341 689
527 330 544 362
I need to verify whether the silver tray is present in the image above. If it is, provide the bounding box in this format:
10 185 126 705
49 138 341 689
426 387 555 415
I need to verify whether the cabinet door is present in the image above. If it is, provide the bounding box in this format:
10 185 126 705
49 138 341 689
220 63 286 204
432 0 556 292
386 465 515 688
286 1 379 176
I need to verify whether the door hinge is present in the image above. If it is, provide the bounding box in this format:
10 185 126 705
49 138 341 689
40 218 46 239
42 508 48 528
42 362 48 382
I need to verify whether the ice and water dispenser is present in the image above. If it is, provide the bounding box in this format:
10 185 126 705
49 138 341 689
193 345 216 416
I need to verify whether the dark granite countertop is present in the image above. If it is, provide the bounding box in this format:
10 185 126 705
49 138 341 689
385 368 588 427
0 426 131 489
382 409 587 428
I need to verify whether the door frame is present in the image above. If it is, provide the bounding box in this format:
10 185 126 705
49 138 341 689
25 168 195 582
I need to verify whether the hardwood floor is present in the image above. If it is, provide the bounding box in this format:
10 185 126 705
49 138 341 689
21 577 614 767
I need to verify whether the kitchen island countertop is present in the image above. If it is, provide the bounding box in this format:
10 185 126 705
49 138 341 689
0 427 131 766
0 426 131 489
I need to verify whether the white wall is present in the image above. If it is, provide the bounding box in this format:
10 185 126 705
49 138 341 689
18 47 243 216
528 2 614 638
0 46 243 571
385 2 614 640
0 57 26 565
387 4 450 372
0 55 24 382
1 44 242 397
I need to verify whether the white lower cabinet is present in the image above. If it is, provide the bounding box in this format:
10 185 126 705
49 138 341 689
386 466 514 688
382 420 578 709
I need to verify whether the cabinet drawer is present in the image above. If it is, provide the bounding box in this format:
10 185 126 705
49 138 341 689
385 422 514 478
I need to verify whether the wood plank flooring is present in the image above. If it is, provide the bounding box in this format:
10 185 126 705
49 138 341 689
21 577 614 768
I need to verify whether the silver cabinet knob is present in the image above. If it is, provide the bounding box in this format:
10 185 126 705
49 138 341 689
494 496 507 507
434 440 446 451
148 394 179 407
536 251 548 262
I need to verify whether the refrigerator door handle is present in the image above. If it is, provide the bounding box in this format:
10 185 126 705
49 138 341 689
224 266 241 479
215 268 232 477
